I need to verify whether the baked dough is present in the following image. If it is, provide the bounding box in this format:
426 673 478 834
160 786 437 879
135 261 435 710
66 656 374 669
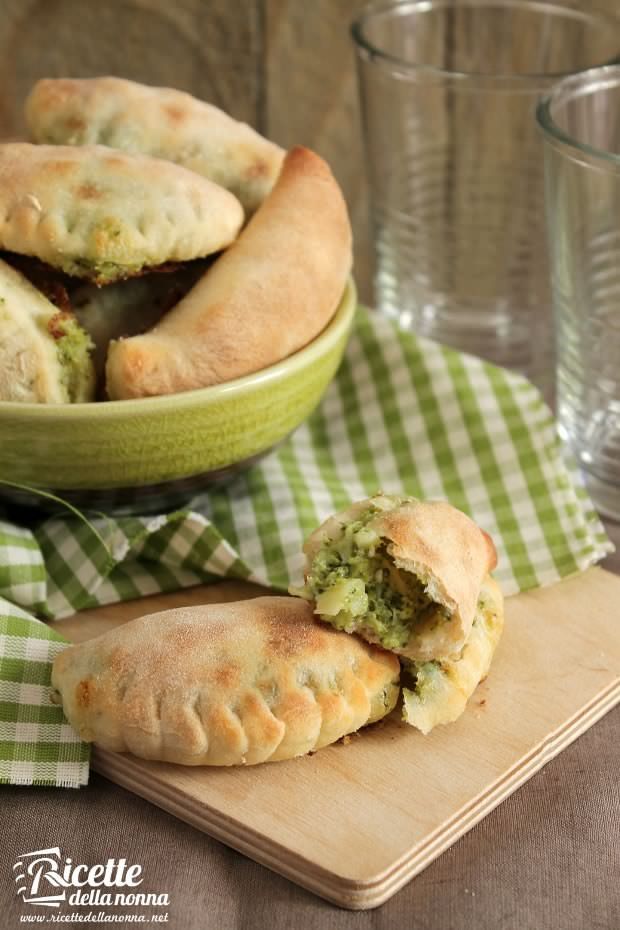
0 256 94 403
71 264 207 383
0 143 244 283
401 575 504 733
26 77 284 216
300 494 497 662
105 146 353 399
51 596 400 766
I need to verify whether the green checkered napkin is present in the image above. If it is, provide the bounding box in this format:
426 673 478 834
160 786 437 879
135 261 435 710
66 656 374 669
0 308 613 787
0 598 89 786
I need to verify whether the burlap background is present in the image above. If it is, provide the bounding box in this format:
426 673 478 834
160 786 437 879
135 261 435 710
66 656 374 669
1 705 618 930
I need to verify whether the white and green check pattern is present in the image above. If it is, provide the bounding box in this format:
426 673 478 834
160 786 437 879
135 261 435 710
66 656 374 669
0 599 89 786
0 308 613 787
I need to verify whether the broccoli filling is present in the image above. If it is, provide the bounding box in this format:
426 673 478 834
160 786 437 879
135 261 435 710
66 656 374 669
403 603 494 704
305 507 448 650
400 592 502 734
49 314 95 402
403 659 444 701
58 257 145 285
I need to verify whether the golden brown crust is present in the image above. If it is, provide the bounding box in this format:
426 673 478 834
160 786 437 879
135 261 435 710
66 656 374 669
25 76 284 215
71 264 207 385
374 500 496 659
51 596 400 766
0 143 244 281
105 146 353 398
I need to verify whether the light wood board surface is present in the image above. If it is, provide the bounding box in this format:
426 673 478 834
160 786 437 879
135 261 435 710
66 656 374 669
54 567 620 910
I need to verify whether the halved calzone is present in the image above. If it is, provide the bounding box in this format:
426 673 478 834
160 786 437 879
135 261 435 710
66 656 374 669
105 146 352 398
26 77 284 216
0 256 94 403
0 143 244 284
298 494 498 662
401 575 504 733
51 596 400 766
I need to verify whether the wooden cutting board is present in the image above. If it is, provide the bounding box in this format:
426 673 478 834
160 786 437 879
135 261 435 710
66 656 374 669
55 568 620 910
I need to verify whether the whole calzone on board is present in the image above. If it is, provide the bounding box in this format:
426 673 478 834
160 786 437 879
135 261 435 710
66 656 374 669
0 143 244 284
26 76 285 215
51 596 400 766
105 145 352 399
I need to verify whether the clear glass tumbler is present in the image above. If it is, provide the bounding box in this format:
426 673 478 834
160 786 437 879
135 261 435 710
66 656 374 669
537 65 620 520
352 0 620 392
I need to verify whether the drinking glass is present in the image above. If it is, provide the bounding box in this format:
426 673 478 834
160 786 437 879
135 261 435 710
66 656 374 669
537 65 620 520
352 0 620 391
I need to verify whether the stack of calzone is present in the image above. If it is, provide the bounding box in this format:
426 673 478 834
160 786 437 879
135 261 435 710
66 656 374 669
52 498 503 766
0 77 352 403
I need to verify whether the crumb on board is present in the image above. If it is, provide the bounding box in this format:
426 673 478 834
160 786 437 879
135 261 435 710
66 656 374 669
339 732 362 747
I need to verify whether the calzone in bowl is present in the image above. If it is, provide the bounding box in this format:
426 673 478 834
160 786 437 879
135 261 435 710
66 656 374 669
1 77 355 513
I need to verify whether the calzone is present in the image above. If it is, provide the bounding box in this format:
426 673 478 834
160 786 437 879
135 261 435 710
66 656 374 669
105 146 352 398
51 596 400 766
0 143 244 284
71 263 207 384
298 494 498 662
26 77 284 216
401 575 504 733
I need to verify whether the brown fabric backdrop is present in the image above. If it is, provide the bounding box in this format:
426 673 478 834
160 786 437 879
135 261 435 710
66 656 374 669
1 706 618 929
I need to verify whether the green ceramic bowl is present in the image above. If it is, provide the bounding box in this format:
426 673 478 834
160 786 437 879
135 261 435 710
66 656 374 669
0 279 356 515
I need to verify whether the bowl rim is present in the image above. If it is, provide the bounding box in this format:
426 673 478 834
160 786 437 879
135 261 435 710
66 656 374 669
0 277 357 422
